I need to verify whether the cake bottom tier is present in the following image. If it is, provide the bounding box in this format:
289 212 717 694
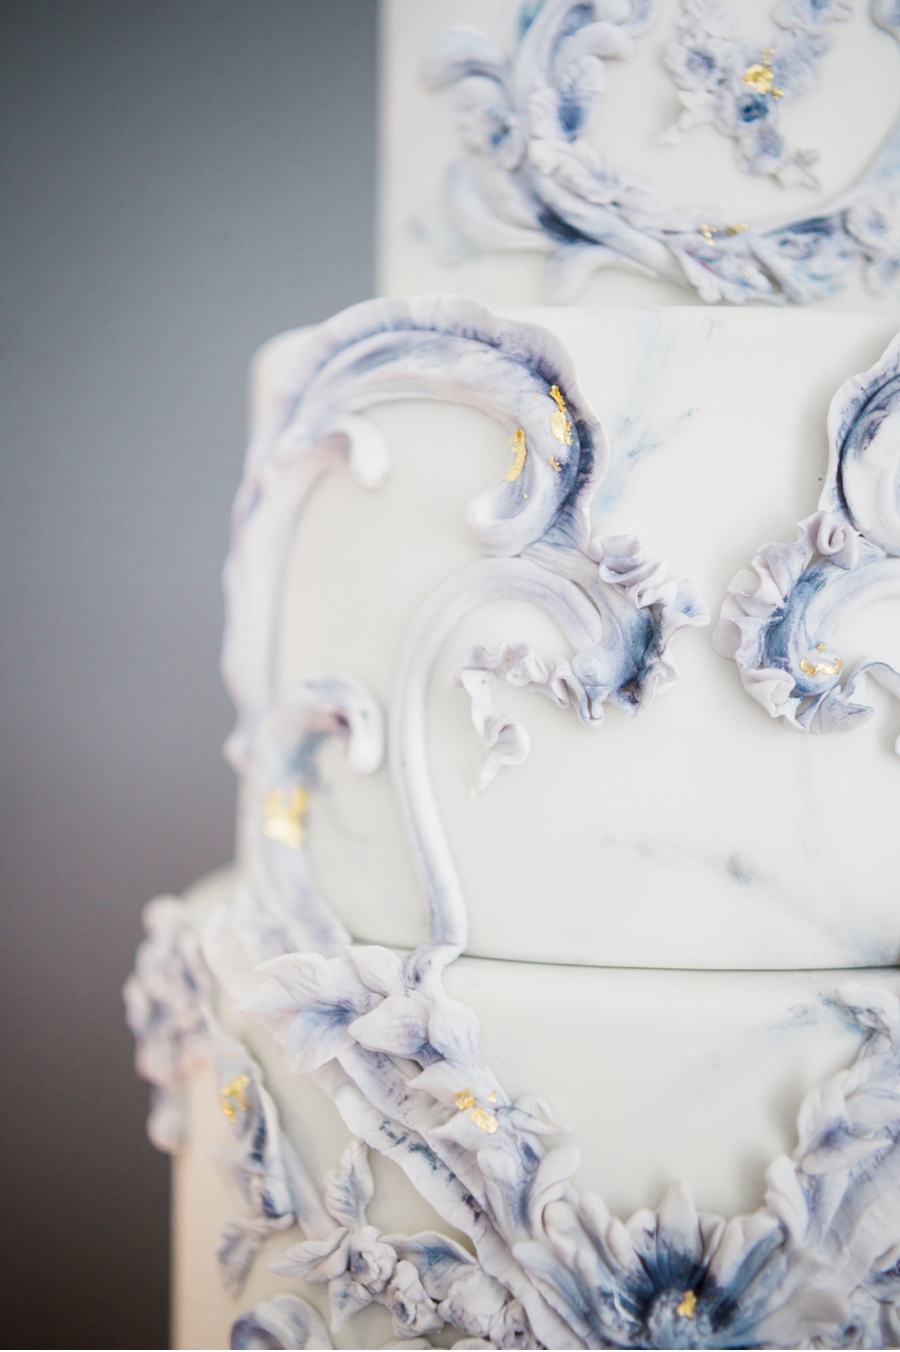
168 872 900 1349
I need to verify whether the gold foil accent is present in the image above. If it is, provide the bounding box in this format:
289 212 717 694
700 222 749 245
263 786 310 850
455 1088 476 1111
800 654 843 678
550 410 573 445
548 385 573 446
677 1290 698 1319
505 429 527 481
742 51 783 98
549 457 562 472
470 1106 500 1134
488 1091 498 1103
220 1073 251 1121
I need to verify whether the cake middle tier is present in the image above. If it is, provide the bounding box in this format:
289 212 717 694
265 305 900 969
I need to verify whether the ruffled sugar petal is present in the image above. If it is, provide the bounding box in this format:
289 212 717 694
346 945 406 999
429 1106 504 1153
740 666 801 721
322 1139 375 1229
506 1095 568 1134
527 1146 582 1236
270 1227 350 1283
764 1154 810 1247
437 1266 527 1344
839 983 900 1043
284 1007 359 1075
427 989 482 1063
230 1293 332 1351
252 952 364 1010
408 1057 497 1109
387 1259 444 1337
347 1225 397 1295
655 1182 704 1270
327 1270 372 1332
385 1228 477 1287
348 992 431 1058
704 1211 782 1291
240 973 306 1022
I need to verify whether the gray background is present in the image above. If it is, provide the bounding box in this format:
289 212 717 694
0 2 377 1345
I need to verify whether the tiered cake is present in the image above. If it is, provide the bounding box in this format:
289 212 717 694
126 3 900 1349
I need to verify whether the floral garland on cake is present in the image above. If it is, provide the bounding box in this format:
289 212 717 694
127 299 900 1348
423 0 900 303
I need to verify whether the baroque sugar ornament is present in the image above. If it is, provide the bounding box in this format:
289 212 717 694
715 328 900 750
424 0 900 302
130 301 900 1347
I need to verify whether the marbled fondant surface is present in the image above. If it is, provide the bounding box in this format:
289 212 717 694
271 306 900 968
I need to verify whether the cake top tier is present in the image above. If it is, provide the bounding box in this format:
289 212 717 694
223 301 900 970
379 0 900 309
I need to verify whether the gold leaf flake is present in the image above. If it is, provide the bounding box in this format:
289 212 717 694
701 222 748 246
548 457 562 472
742 52 783 98
550 410 572 446
800 654 843 677
677 1290 697 1319
548 385 573 445
505 429 527 481
220 1073 251 1121
455 1088 476 1111
263 786 310 850
470 1106 499 1134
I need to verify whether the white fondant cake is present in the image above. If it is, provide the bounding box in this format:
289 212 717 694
125 4 900 1349
127 299 900 1350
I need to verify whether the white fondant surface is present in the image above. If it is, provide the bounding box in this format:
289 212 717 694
172 871 900 1347
269 305 900 968
379 0 900 309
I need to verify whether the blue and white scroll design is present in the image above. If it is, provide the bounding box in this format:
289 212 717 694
714 330 900 751
222 294 707 951
425 0 900 304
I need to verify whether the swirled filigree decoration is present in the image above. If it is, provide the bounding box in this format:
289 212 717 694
127 302 900 1347
424 0 900 303
714 329 900 751
661 0 852 187
222 295 706 949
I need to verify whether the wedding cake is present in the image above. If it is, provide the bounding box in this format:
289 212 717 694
126 3 900 1349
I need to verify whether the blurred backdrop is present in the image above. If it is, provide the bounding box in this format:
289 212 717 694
0 2 377 1345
